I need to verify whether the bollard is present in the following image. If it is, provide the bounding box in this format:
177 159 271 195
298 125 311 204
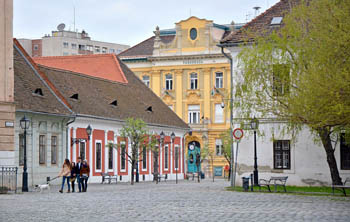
250 173 254 192
47 176 50 183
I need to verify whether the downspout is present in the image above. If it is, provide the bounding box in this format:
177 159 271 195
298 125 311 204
66 116 76 159
220 46 235 187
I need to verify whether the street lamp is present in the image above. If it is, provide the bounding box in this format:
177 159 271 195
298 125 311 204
155 131 164 184
170 132 177 184
71 124 92 145
20 116 30 192
250 117 259 186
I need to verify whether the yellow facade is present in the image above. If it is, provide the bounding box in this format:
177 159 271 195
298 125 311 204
120 17 237 177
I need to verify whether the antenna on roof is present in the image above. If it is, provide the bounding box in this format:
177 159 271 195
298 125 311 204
253 6 261 18
73 5 76 33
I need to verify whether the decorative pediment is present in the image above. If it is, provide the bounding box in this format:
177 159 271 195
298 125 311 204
187 91 201 103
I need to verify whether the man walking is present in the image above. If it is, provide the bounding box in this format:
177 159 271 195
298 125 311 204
74 157 83 192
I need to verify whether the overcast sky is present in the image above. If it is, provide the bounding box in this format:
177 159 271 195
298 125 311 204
13 0 280 47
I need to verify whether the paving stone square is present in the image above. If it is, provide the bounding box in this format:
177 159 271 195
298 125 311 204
0 179 349 222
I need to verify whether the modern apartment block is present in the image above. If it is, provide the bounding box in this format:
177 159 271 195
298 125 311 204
18 24 129 57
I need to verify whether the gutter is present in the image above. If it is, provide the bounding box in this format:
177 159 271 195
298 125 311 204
65 116 76 159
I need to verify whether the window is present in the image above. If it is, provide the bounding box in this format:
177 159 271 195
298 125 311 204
39 135 46 164
165 74 173 90
71 43 77 49
102 47 107 53
273 64 290 96
142 146 147 170
51 136 57 164
142 75 150 87
109 48 115 53
215 104 224 123
190 28 197 40
108 145 113 170
33 44 39 51
80 142 86 161
63 42 68 48
164 145 169 169
216 139 223 156
96 142 102 170
273 140 290 169
19 134 24 166
95 46 100 53
121 142 126 170
188 105 200 124
175 145 179 169
79 44 86 50
340 133 350 170
215 72 223 88
190 73 198 89
271 17 283 25
86 45 93 51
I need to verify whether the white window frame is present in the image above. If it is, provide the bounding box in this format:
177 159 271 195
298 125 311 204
95 46 100 53
71 43 77 49
164 144 169 170
215 104 224 123
95 140 102 172
120 141 127 172
190 73 198 89
39 135 46 165
142 146 147 171
102 47 107 53
51 135 58 165
165 74 173 90
142 75 150 87
174 145 179 170
79 141 86 162
216 139 223 156
188 105 200 124
108 141 114 171
215 72 223 88
63 42 69 48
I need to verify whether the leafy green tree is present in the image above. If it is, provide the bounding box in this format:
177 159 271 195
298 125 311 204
108 118 157 185
236 0 350 185
220 130 233 181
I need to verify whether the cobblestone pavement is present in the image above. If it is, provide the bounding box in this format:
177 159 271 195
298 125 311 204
0 179 349 222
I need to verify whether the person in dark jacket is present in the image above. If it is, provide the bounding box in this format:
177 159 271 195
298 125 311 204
70 162 77 192
80 160 90 192
74 157 83 192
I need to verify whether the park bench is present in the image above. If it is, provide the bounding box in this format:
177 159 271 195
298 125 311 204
332 177 350 196
259 176 288 192
157 174 167 182
101 173 117 184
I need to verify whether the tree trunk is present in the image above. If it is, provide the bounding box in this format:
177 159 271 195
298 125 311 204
212 159 215 182
317 128 342 185
131 160 135 185
228 165 231 181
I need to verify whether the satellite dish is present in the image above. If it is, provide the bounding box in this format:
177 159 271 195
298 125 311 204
57 23 66 31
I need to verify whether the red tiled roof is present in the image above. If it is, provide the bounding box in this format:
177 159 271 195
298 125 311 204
220 0 299 45
33 54 128 84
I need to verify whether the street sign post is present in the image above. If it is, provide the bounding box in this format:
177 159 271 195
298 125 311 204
232 128 244 188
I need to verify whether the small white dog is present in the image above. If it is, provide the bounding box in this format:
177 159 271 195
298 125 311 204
34 183 50 193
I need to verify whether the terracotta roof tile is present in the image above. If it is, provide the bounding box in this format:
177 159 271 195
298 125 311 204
36 58 189 129
33 54 128 83
221 0 299 45
13 40 72 116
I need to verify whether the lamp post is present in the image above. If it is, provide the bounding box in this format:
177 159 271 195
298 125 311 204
170 132 176 184
250 117 259 186
157 131 164 184
20 116 30 192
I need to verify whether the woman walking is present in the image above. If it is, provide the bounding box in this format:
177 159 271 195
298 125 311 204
80 160 90 192
70 162 77 192
58 159 71 193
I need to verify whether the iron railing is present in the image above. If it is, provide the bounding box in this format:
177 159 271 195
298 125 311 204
0 166 18 194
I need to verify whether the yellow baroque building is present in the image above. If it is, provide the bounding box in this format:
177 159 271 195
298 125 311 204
119 16 243 178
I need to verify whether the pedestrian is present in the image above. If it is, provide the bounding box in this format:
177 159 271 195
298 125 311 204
80 160 90 192
74 157 83 192
70 162 77 192
58 159 71 193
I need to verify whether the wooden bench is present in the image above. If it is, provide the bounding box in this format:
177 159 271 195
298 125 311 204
259 176 288 192
157 174 167 182
332 177 350 196
101 173 117 184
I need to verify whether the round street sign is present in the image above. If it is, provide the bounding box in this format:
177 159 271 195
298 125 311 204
233 128 244 140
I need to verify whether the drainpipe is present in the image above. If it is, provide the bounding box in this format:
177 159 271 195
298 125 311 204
66 116 76 159
220 46 235 188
